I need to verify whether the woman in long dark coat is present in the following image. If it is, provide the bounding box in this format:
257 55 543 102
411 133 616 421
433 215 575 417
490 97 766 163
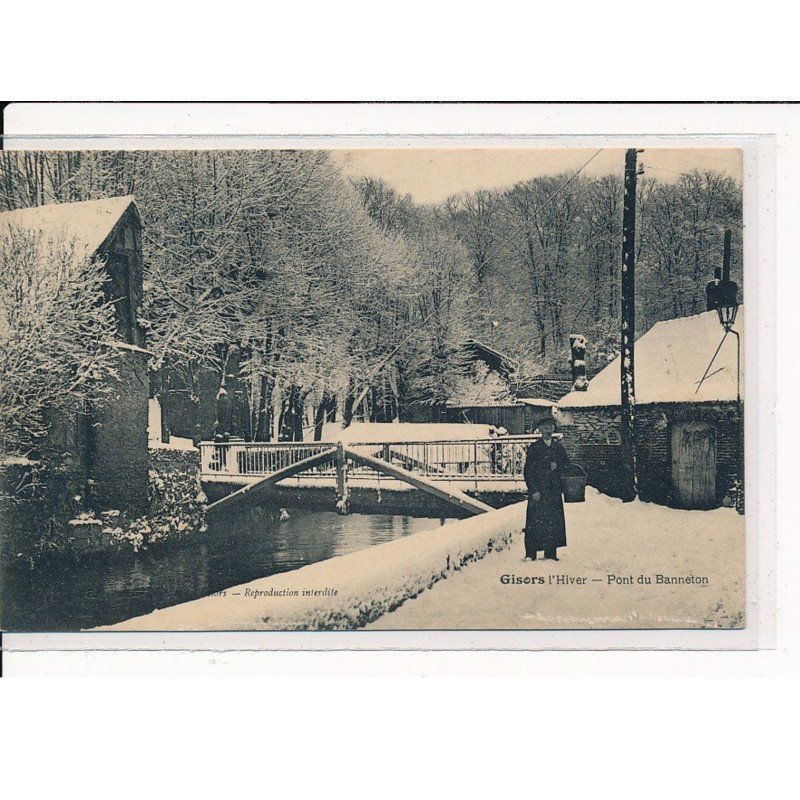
523 416 570 561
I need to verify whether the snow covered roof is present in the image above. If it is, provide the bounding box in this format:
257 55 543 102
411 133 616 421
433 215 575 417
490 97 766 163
446 401 524 409
559 309 743 408
0 195 139 254
517 398 556 408
463 338 518 376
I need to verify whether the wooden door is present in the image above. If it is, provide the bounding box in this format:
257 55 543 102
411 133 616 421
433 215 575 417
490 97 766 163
671 421 717 509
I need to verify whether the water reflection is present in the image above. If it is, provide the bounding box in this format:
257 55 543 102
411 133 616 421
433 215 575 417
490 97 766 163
0 509 447 631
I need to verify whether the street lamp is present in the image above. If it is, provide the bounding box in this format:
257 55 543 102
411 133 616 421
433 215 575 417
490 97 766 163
716 279 739 333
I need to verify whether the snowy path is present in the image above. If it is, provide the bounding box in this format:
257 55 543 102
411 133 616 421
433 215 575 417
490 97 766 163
367 488 745 630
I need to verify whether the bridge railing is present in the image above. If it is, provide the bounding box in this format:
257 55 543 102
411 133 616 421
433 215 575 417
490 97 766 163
199 441 337 478
200 435 546 482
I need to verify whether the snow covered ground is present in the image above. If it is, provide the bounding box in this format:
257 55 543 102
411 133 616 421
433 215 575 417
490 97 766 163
367 488 745 630
149 436 197 451
98 486 744 632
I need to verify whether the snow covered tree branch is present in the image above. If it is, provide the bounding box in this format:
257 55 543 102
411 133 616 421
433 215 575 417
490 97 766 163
0 226 118 458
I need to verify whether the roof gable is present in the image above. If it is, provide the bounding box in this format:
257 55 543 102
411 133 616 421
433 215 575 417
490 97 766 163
0 195 139 255
463 338 518 377
559 309 743 408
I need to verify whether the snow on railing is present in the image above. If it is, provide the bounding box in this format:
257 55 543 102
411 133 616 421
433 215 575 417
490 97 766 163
199 441 334 477
199 435 547 482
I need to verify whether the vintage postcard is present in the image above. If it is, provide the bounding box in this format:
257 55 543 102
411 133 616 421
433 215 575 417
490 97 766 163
0 143 753 636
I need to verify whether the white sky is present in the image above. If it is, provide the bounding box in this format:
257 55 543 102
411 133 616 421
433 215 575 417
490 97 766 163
332 148 742 205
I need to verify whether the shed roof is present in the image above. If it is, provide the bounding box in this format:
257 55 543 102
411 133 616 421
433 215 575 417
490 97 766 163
446 402 525 409
463 338 518 377
559 309 743 408
0 195 139 254
517 398 557 408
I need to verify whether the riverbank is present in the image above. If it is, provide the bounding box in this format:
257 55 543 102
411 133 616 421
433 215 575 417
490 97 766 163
1 508 444 631
2 446 206 569
367 488 746 630
95 502 525 631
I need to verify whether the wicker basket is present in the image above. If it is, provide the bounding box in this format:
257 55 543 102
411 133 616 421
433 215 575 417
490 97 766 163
562 464 587 503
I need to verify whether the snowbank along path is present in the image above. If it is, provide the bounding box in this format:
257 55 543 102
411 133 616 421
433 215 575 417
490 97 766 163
95 502 525 631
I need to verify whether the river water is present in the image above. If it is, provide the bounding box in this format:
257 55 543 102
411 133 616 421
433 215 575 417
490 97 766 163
0 509 447 631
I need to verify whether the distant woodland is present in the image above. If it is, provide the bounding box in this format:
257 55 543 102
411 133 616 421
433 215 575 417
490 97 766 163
0 150 742 440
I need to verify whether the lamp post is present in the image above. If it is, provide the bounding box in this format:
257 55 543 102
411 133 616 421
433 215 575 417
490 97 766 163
715 229 743 514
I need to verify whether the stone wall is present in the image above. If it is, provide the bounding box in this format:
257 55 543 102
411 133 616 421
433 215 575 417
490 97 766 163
558 401 741 506
92 347 150 512
148 445 201 474
557 406 627 498
128 445 205 548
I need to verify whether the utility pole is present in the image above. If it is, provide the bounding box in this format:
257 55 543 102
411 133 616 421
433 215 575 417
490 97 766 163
620 148 641 502
721 228 744 513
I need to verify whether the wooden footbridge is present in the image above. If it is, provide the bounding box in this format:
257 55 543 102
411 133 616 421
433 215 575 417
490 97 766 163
200 435 540 518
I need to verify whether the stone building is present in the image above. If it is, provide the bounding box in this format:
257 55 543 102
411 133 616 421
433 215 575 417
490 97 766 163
557 310 743 509
0 195 150 511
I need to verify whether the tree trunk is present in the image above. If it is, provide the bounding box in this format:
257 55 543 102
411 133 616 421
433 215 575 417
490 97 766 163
255 375 273 441
188 363 201 446
369 386 378 422
593 243 603 322
280 385 305 442
160 370 171 444
277 397 290 442
313 390 330 441
292 387 306 441
343 379 356 428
